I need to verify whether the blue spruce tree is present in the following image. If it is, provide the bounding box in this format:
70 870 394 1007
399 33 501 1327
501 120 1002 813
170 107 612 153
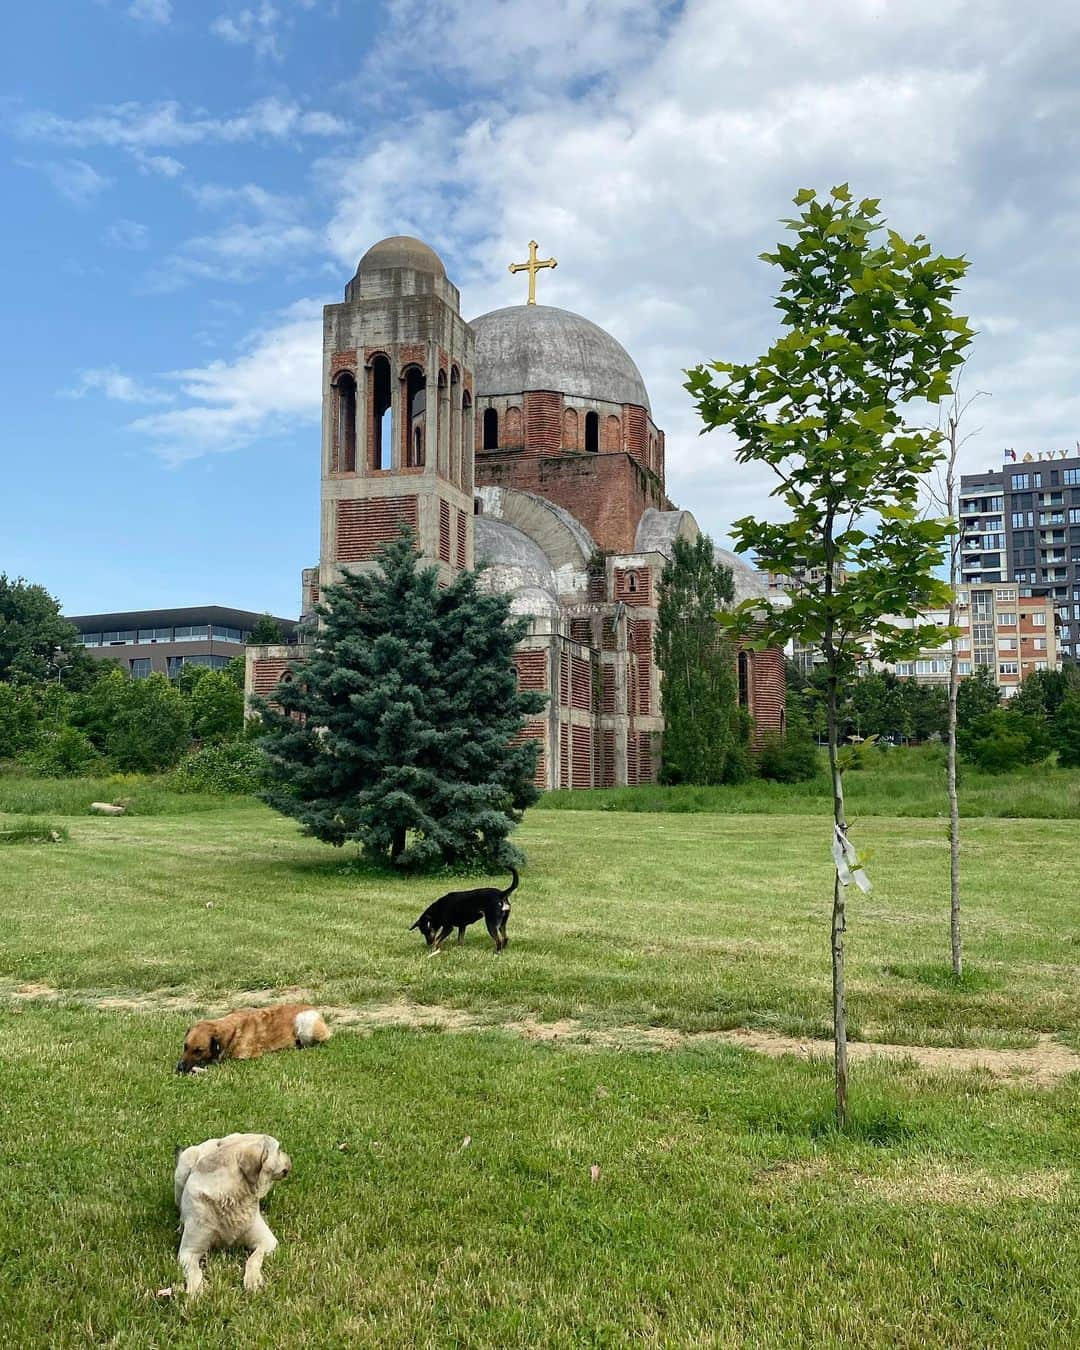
257 529 545 869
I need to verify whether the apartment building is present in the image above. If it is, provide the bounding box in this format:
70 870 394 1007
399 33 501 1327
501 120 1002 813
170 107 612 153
960 449 1080 664
892 582 1058 697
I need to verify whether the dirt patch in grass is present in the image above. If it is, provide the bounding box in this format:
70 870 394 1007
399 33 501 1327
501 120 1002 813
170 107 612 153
6 984 1080 1082
756 1158 1070 1204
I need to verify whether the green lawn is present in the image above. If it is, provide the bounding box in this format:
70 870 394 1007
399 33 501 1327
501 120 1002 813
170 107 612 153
2 791 1080 1345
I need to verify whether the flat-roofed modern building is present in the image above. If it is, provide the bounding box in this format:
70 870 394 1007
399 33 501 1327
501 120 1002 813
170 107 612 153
960 449 1080 664
66 606 300 679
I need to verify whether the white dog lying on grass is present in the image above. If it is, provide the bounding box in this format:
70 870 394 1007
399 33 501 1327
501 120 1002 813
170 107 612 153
173 1133 292 1296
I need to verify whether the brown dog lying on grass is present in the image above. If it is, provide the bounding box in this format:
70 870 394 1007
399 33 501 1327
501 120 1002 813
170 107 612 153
176 1004 331 1074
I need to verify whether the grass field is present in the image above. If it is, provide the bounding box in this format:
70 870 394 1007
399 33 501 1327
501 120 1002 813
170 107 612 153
2 775 1080 1346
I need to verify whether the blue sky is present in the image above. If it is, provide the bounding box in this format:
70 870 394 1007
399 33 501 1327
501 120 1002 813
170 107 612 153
3 1 1080 619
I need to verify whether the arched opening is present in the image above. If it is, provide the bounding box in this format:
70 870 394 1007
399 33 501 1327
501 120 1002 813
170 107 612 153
437 369 449 475
403 366 425 467
333 372 357 473
370 354 392 470
627 572 638 594
585 410 599 453
461 390 472 486
450 366 461 483
483 407 499 450
737 650 750 709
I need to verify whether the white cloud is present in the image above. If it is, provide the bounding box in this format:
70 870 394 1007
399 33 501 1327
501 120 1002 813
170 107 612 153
130 300 323 461
18 96 348 148
131 148 184 177
67 368 173 404
211 3 283 61
121 0 1080 556
128 0 171 21
17 158 113 205
104 219 149 249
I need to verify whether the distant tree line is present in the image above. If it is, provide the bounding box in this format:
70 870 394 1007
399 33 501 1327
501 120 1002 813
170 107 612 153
785 659 1080 772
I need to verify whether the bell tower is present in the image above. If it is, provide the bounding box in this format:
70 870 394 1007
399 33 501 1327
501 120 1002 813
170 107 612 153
319 236 475 593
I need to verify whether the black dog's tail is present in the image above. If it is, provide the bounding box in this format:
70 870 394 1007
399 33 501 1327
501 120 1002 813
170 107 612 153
503 867 519 898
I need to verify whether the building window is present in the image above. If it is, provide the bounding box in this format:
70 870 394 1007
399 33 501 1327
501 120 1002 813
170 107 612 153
334 372 357 473
130 658 152 679
1034 637 1046 651
1012 474 1030 491
483 407 499 450
998 611 1016 626
79 633 102 648
896 662 914 676
102 630 137 645
137 627 173 644
210 626 243 643
403 366 425 467
1065 468 1080 486
1032 611 1046 626
737 650 750 707
958 661 971 675
585 411 599 453
998 636 1017 651
999 662 1019 675
370 354 393 470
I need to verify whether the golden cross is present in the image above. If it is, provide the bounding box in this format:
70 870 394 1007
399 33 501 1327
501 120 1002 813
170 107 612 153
508 239 557 305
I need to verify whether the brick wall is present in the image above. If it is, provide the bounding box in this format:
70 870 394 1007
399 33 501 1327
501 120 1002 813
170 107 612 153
614 566 651 605
746 646 786 746
475 452 664 553
251 657 293 696
513 649 548 691
336 496 418 562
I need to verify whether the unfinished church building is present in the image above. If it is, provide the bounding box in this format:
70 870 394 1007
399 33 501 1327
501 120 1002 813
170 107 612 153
246 236 785 788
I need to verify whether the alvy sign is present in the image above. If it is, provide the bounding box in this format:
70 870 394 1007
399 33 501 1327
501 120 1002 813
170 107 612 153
1003 445 1080 462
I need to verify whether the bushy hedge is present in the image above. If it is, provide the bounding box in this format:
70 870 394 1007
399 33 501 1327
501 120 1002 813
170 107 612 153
171 740 268 795
756 732 821 783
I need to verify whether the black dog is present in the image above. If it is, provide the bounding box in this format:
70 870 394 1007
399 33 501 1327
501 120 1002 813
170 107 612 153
410 869 518 953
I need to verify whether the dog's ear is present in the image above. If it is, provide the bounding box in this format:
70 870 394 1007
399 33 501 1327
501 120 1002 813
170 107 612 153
238 1138 271 1188
208 1034 222 1061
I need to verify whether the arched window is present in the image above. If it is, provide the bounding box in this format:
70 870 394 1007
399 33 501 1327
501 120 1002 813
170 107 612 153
627 572 638 594
403 366 425 467
504 406 523 448
333 372 357 473
585 410 599 453
483 407 499 450
604 414 621 453
461 390 473 486
563 407 579 450
437 369 449 475
370 354 392 470
737 650 750 709
450 366 461 483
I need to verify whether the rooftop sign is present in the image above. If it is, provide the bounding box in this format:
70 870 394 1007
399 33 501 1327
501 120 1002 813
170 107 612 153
1003 446 1080 462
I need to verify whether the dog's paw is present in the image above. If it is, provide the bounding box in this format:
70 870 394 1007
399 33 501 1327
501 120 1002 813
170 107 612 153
427 948 443 959
243 1272 264 1293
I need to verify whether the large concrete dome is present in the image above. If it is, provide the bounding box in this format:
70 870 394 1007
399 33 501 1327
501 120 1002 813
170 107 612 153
356 235 447 277
471 304 650 412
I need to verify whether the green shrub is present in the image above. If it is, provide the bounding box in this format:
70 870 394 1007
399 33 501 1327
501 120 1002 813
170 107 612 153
28 726 102 777
757 733 821 783
959 708 1052 774
171 739 267 795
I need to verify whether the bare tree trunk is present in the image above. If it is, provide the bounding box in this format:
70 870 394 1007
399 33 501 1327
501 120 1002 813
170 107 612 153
826 673 848 1129
945 412 962 977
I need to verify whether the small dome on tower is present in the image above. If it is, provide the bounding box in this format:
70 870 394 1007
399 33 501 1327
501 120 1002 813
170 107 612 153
356 236 447 278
